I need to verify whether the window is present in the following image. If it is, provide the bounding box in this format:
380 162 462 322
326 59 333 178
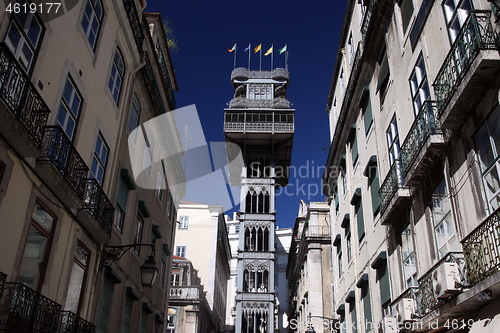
81 0 104 50
359 280 373 331
409 55 430 115
355 200 365 242
400 0 414 34
96 275 115 333
156 169 165 200
121 294 135 333
366 160 381 215
127 95 141 134
175 246 186 258
90 133 109 184
17 201 56 291
351 135 359 167
386 116 401 166
178 216 188 229
170 273 180 286
401 226 418 287
139 309 149 333
64 242 90 315
166 309 176 333
56 76 83 140
115 170 135 232
235 225 240 233
336 243 343 278
346 226 352 264
4 0 43 73
133 216 144 254
347 33 354 65
475 106 500 211
108 47 125 103
247 83 273 100
442 0 473 44
349 299 358 333
377 46 390 97
159 251 167 288
362 94 373 135
430 178 459 258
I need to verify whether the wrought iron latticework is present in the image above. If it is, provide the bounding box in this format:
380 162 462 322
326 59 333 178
82 179 115 235
378 159 406 214
0 43 50 146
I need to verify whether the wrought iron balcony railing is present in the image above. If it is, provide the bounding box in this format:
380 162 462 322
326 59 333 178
462 207 500 285
417 252 466 314
0 43 50 146
122 0 145 61
59 311 95 333
433 11 498 117
228 97 292 109
156 48 176 110
169 286 200 300
38 126 89 199
81 179 115 236
0 282 61 333
401 101 441 176
361 0 377 40
224 111 294 133
379 160 405 214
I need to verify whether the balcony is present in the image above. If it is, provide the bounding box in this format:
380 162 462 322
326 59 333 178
228 97 292 109
0 279 95 333
401 101 446 186
433 11 500 130
156 48 176 110
59 311 95 333
169 286 200 301
0 43 50 157
462 207 500 286
379 160 411 225
361 0 377 41
231 68 290 82
37 126 89 208
417 252 466 314
304 225 331 239
76 179 114 243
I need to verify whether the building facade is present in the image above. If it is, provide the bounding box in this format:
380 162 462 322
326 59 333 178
0 1 181 332
224 67 295 333
324 0 500 332
167 256 214 333
287 200 333 333
174 202 231 332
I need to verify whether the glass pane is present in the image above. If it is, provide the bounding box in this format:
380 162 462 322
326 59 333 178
64 261 85 313
476 122 494 169
17 226 49 290
27 15 42 47
32 202 54 231
5 24 22 55
489 107 500 153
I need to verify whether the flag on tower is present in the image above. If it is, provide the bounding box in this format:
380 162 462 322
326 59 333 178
264 46 273 56
254 44 262 53
244 44 251 52
279 45 287 54
228 44 236 52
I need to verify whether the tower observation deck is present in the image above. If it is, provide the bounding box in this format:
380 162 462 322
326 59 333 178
224 67 295 333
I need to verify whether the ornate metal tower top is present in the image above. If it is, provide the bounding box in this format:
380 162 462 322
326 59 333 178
224 67 294 333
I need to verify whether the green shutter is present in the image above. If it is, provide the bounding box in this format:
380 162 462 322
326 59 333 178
362 288 373 327
352 135 359 167
356 201 365 241
379 263 391 305
116 177 129 210
96 276 115 333
363 101 373 135
401 0 414 33
370 171 381 214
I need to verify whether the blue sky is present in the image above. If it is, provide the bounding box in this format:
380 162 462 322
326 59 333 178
147 0 347 229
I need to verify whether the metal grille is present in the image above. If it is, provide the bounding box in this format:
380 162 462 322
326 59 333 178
82 179 114 236
379 160 405 214
59 311 96 333
433 11 498 117
38 126 89 199
0 43 50 146
462 207 500 285
401 101 441 175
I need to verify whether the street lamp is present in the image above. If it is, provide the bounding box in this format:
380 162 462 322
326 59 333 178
305 323 316 333
102 243 158 287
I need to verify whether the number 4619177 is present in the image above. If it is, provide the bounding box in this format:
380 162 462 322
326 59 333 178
6 2 62 14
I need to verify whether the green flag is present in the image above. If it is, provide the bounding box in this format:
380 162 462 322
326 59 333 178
279 45 287 54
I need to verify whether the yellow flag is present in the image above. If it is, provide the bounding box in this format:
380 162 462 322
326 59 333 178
254 44 261 53
264 46 273 56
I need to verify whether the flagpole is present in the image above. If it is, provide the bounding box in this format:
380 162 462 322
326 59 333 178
271 44 274 70
285 49 288 70
259 47 262 71
248 44 251 70
234 44 237 69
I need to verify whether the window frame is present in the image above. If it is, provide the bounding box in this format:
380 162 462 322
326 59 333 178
90 132 109 185
56 76 83 141
442 0 473 44
64 241 90 315
108 46 125 104
409 55 431 116
80 0 104 50
178 216 189 229
175 245 186 258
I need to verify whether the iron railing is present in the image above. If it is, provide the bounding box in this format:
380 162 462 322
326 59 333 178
82 179 114 236
433 11 498 117
379 160 405 214
156 48 176 110
361 0 377 41
228 97 291 109
122 0 145 60
0 43 50 146
392 286 421 318
417 252 466 314
462 207 500 285
59 311 95 333
304 225 331 238
401 101 441 176
0 282 61 333
38 126 89 199
224 111 294 133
